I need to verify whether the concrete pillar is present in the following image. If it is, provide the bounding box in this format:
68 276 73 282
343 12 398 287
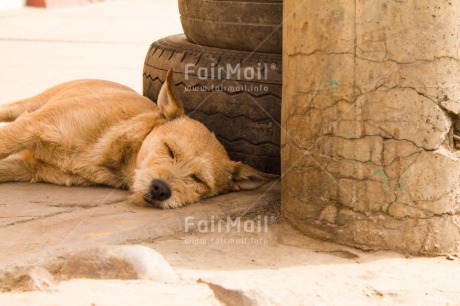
282 0 460 255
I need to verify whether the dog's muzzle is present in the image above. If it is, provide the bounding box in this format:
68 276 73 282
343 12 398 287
149 179 171 202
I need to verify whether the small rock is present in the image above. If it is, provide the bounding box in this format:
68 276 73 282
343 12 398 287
0 267 56 292
446 255 455 261
28 267 57 290
199 279 281 306
60 245 177 283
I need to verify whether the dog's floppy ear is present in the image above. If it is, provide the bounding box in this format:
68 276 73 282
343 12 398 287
231 162 279 191
157 69 184 120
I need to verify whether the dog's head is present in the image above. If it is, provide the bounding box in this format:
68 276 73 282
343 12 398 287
131 70 277 209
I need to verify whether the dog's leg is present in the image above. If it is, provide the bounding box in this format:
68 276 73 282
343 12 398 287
0 97 47 122
0 118 35 159
0 87 62 122
0 152 35 182
0 151 91 186
0 81 81 122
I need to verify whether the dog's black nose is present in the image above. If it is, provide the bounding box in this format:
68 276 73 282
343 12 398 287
150 179 171 201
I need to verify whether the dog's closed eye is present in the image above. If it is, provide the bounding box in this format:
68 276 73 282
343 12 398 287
191 173 205 185
165 143 175 159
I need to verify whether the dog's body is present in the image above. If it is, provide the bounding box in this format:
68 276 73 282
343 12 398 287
0 71 275 208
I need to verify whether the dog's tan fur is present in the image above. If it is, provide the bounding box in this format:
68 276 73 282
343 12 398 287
0 70 276 209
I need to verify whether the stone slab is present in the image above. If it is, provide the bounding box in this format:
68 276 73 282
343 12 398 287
0 181 280 269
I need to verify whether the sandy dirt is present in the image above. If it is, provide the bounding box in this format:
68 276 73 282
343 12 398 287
147 223 460 305
2 222 460 306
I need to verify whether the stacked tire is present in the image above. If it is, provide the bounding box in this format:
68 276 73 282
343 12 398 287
143 0 283 174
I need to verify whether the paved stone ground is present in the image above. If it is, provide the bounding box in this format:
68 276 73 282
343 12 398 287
0 182 280 269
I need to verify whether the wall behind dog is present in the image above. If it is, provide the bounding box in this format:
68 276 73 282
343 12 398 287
281 0 460 255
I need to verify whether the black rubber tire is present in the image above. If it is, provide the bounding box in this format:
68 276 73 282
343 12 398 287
143 34 282 174
178 0 283 54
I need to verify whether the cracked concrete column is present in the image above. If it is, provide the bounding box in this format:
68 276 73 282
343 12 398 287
281 0 460 255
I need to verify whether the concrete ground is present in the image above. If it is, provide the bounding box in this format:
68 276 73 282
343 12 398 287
1 1 460 306
0 0 182 102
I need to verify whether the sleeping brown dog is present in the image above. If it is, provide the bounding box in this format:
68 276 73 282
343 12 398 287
0 70 276 209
